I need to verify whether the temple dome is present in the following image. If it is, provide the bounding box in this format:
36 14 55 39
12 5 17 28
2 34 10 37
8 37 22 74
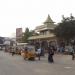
44 14 54 24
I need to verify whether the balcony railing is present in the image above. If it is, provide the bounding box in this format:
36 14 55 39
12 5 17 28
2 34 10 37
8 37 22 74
28 34 55 40
35 24 56 31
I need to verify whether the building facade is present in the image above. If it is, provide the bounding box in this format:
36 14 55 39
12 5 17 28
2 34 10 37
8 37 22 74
28 15 57 53
16 28 23 42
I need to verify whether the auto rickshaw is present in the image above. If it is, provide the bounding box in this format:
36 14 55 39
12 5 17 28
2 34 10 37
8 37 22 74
21 45 36 60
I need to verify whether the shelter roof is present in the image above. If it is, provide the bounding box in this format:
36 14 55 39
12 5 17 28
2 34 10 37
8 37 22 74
44 15 54 24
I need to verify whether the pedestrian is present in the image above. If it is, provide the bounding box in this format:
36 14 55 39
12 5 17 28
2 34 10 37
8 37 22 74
68 44 75 60
72 52 75 60
11 47 15 56
71 47 75 60
37 47 41 60
48 46 54 63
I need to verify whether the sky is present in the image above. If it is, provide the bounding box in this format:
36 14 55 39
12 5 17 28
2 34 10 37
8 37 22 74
0 0 75 37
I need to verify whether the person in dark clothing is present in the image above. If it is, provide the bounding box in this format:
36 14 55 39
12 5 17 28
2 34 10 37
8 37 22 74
11 48 15 56
48 46 54 63
71 48 75 60
72 53 75 60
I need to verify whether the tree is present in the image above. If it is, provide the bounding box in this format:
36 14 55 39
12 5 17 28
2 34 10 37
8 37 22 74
22 28 30 43
29 30 35 36
54 14 75 41
22 28 35 43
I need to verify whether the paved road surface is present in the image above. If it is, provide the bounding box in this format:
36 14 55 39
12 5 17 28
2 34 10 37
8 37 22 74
0 51 75 75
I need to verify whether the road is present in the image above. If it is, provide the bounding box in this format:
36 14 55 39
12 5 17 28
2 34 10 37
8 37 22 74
0 51 75 75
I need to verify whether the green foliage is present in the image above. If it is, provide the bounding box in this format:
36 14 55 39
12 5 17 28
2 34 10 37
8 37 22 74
22 28 29 43
54 14 75 40
22 28 34 43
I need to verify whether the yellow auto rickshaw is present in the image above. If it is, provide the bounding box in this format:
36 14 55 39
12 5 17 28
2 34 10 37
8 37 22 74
21 45 36 60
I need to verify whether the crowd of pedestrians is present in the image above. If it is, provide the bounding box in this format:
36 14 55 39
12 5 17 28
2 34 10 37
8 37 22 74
3 39 75 63
35 40 75 63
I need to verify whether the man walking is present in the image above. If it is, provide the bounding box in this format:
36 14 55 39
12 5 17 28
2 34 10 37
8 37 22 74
48 46 54 63
37 47 41 60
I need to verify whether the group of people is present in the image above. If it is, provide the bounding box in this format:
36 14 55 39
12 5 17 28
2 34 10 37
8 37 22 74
7 39 75 63
36 46 55 63
36 40 75 63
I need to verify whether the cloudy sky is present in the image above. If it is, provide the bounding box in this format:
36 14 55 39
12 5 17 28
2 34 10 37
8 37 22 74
0 0 75 37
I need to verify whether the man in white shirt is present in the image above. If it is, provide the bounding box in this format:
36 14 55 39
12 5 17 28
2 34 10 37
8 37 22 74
37 48 41 60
